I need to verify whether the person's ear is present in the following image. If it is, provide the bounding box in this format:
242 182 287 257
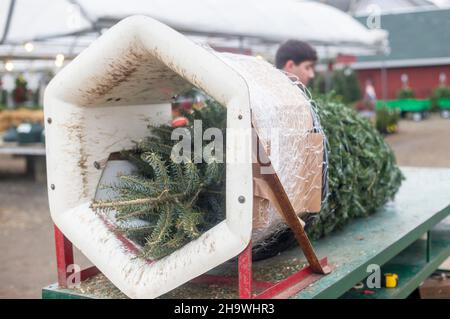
283 60 295 72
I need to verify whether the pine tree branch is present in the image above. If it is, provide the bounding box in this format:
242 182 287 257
91 189 173 209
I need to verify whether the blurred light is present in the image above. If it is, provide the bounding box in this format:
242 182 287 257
24 42 34 52
55 54 65 67
255 55 264 60
344 68 352 76
5 61 14 72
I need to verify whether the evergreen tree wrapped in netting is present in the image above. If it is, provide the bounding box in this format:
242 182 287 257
92 93 403 260
250 94 404 259
304 95 404 240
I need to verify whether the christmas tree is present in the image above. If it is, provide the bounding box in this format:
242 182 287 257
252 94 403 259
12 74 29 107
311 68 362 104
305 94 403 239
92 92 403 260
92 100 227 259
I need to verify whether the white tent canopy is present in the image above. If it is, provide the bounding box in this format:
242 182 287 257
0 0 388 72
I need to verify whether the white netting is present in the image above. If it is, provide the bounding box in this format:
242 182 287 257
215 52 328 246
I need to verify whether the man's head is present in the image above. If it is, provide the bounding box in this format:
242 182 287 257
275 40 318 86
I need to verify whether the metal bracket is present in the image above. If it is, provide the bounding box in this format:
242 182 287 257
254 134 331 275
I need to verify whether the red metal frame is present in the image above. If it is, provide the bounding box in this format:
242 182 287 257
53 125 330 297
253 257 328 299
54 225 74 288
238 240 253 298
54 224 328 298
192 241 329 299
54 225 100 288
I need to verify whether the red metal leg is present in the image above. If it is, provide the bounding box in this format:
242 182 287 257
190 244 328 299
80 266 100 281
238 241 253 299
53 223 328 297
54 225 74 288
53 216 138 289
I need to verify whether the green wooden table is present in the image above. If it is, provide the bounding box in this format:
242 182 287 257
43 167 450 299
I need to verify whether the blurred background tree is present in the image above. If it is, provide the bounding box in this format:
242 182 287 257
12 74 29 107
431 86 450 112
0 80 7 109
397 87 415 99
311 67 361 104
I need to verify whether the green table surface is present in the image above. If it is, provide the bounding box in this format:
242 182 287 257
42 167 450 299
291 167 450 298
376 100 431 112
341 219 450 299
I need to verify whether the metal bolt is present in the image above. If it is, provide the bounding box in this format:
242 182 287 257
47 117 52 124
50 184 55 190
238 114 243 120
238 195 245 203
93 161 101 169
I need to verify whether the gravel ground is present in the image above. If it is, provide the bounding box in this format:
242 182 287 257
0 114 449 298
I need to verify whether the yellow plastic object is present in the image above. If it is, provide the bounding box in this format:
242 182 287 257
385 273 399 288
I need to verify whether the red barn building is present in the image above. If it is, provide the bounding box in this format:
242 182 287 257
352 8 450 100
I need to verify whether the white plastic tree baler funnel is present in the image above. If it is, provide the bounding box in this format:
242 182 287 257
44 16 323 298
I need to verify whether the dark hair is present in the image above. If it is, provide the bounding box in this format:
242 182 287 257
275 40 318 69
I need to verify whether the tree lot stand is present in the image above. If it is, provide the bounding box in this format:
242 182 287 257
375 99 431 121
42 167 450 299
43 15 334 299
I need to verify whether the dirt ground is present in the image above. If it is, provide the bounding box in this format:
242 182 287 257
0 158 91 298
0 114 449 298
385 114 450 168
